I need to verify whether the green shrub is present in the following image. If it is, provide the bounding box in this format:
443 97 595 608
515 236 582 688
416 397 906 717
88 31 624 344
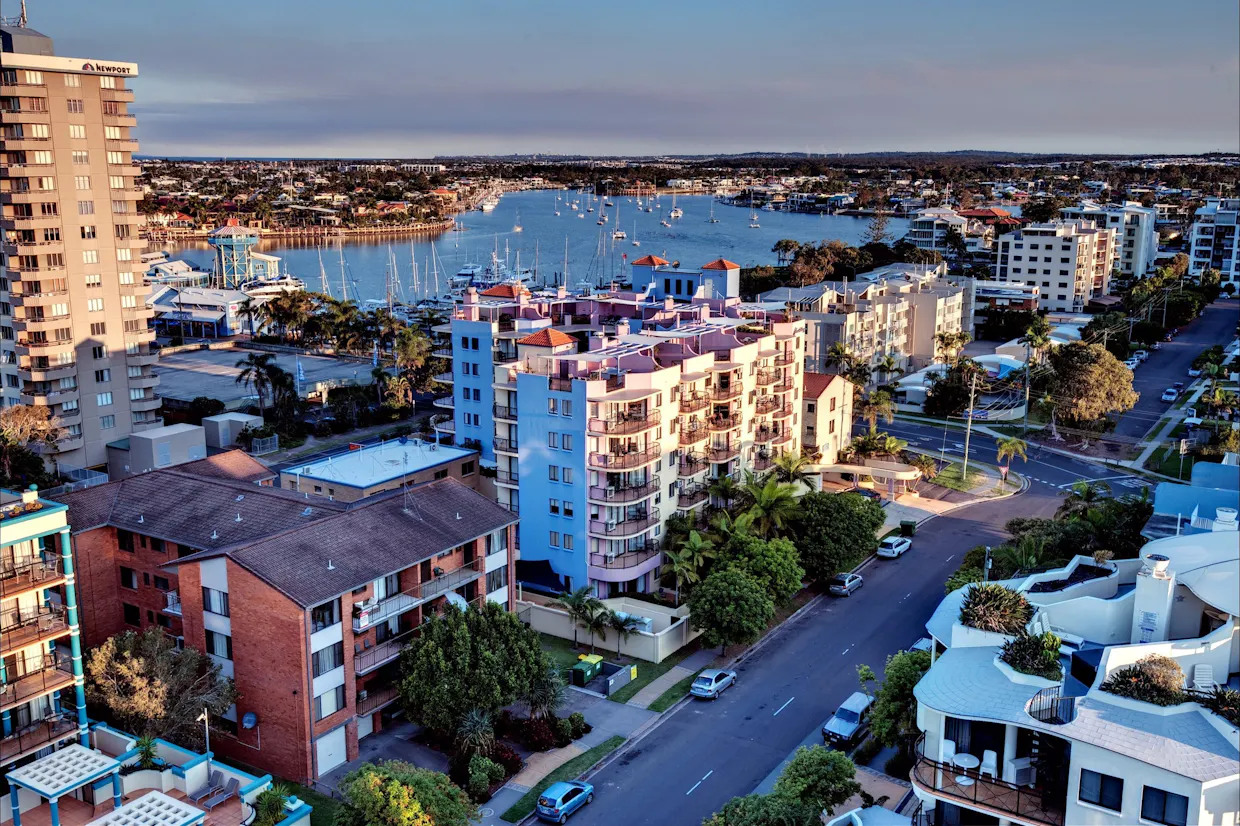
852 736 882 767
1200 686 1240 726
958 583 1033 634
554 717 574 748
252 783 293 826
944 566 984 594
1000 632 1062 680
1100 655 1185 706
567 712 591 739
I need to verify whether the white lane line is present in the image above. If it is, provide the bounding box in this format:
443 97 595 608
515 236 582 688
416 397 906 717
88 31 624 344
841 645 852 655
686 770 714 795
945 555 955 563
774 697 795 716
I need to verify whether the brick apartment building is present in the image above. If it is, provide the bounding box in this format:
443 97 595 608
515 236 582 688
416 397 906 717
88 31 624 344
55 455 517 782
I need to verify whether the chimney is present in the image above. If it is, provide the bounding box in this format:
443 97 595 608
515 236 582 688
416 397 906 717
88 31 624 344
615 319 631 337
557 285 567 299
1130 553 1176 644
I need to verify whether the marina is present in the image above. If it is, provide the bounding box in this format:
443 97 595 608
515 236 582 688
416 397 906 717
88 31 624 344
156 190 910 304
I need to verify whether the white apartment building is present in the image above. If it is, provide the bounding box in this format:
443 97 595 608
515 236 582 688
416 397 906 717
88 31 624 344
911 531 1239 826
906 208 970 253
995 221 1117 313
1 26 160 465
1060 200 1159 279
1188 198 1239 285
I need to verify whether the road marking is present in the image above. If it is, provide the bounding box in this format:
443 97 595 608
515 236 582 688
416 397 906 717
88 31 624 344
773 696 795 716
686 770 713 795
944 555 955 563
841 645 852 655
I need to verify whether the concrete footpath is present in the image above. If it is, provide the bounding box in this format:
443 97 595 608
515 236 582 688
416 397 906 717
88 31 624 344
623 647 718 709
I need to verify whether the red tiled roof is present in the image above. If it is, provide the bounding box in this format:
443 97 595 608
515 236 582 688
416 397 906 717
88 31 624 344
631 255 670 266
958 208 1012 218
702 258 741 270
517 329 576 348
803 371 848 399
480 284 528 298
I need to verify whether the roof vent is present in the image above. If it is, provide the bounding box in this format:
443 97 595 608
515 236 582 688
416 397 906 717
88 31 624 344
1216 507 1238 524
235 495 244 502
302 507 313 516
456 512 462 520
138 515 144 524
1145 553 1171 577
327 560 336 571
211 530 219 540
235 513 243 522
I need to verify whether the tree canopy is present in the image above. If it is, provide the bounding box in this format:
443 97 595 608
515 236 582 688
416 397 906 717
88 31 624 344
723 534 806 607
857 650 931 755
689 568 775 652
1047 342 1137 429
791 492 885 580
335 762 476 826
773 746 862 816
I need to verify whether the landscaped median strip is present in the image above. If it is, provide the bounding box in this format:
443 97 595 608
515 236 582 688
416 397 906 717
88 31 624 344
500 735 626 823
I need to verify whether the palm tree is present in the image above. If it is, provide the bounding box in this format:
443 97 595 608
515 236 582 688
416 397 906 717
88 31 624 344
661 548 698 605
455 709 495 757
552 586 602 648
875 354 904 385
708 474 740 509
823 342 856 375
523 665 565 721
369 366 390 406
743 476 799 538
772 452 815 491
907 453 938 483
856 390 896 433
235 352 277 413
607 611 642 657
236 298 262 337
996 436 1029 472
1056 480 1111 520
847 361 873 389
666 530 716 599
708 509 754 546
580 606 609 655
935 331 972 364
385 375 413 409
395 327 432 373
1019 316 1053 364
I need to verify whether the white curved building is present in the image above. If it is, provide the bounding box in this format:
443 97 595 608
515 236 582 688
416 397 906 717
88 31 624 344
910 532 1239 826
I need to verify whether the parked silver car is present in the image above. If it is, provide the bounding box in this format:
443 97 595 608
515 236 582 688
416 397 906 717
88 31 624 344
690 668 737 699
822 691 874 746
828 573 864 597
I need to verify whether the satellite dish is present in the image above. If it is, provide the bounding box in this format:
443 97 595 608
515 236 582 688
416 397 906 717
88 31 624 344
445 591 469 610
672 260 680 269
242 712 258 729
399 435 408 445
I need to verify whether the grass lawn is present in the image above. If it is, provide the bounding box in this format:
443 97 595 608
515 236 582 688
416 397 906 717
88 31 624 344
648 670 703 713
1144 445 1194 480
932 461 986 492
539 632 587 678
500 736 626 823
605 644 695 705
294 785 346 826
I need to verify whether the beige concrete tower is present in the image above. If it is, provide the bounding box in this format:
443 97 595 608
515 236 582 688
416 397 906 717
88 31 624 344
2 21 160 470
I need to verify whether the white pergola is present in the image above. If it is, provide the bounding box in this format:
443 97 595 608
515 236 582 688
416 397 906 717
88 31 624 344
88 792 205 826
5 744 122 826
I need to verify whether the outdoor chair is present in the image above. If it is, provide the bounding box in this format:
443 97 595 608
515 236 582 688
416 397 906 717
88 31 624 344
189 770 224 803
1192 664 1216 692
980 750 998 779
202 777 239 810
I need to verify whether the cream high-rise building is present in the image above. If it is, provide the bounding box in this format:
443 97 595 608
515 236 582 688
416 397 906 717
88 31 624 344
2 21 160 470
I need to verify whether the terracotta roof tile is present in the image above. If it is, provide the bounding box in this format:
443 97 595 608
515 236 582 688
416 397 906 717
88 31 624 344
175 450 276 484
631 255 670 266
480 284 528 298
701 258 740 270
516 328 576 348
803 371 848 399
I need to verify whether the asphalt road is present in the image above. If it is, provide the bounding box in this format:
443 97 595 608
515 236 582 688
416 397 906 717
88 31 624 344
1113 299 1239 441
572 447 1145 825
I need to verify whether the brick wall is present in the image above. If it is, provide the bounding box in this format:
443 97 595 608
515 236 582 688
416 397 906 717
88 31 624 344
70 527 182 648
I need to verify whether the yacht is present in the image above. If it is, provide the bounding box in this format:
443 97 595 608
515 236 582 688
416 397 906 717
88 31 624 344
479 195 499 212
669 194 683 220
239 274 306 298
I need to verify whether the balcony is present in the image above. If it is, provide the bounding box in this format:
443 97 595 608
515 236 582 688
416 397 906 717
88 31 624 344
772 430 795 446
0 650 74 712
712 384 742 401
588 545 661 570
494 437 519 454
588 480 656 504
755 428 775 444
495 469 519 485
708 413 741 432
433 395 454 409
755 368 780 387
357 685 399 716
755 396 781 414
707 443 740 463
678 454 708 477
753 451 775 471
589 508 660 537
679 422 709 446
129 394 162 412
132 417 165 432
588 445 660 470
588 413 658 436
677 482 709 509
0 556 65 599
432 372 454 384
355 631 415 675
161 590 182 617
775 351 795 366
493 404 518 421
0 603 69 652
679 393 709 414
125 349 159 367
20 362 77 382
352 559 484 632
432 347 454 359
771 404 795 419
910 737 1065 826
0 713 78 764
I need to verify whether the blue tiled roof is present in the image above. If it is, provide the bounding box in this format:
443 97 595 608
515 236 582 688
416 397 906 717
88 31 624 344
1151 481 1239 518
1191 461 1240 492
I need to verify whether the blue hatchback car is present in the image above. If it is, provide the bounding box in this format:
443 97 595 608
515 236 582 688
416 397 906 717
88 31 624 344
536 780 594 823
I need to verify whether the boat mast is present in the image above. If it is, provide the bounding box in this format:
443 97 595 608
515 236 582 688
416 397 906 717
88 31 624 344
318 248 332 298
338 243 348 302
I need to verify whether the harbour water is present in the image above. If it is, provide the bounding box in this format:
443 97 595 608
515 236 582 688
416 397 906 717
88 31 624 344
159 190 911 304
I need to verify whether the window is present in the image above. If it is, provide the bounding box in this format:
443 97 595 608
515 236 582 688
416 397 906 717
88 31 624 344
311 598 341 632
561 399 572 416
72 150 89 165
548 465 559 481
548 398 559 414
562 467 573 484
75 175 91 190
486 566 508 594
107 151 125 164
117 248 132 261
90 322 106 335
100 415 115 429
81 225 97 239
66 99 84 114
461 461 475 475
563 501 574 517
85 274 101 288
96 391 113 406
105 125 121 139
561 434 572 450
549 499 561 515
202 587 231 617
204 630 233 660
64 74 80 88
549 531 560 548
78 200 94 215
1079 769 1123 812
122 603 140 626
35 176 55 191
109 176 125 190
548 432 558 449
87 297 103 311
1139 787 1188 826
120 294 136 309
129 388 145 401
120 567 137 589
100 75 117 89
69 124 86 139
117 528 135 552
94 369 111 383
562 534 574 550
314 685 345 721
312 642 344 677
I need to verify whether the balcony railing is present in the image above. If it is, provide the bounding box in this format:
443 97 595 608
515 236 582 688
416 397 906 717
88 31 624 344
0 556 64 599
753 452 774 471
0 603 69 651
494 437 519 453
433 396 454 409
588 445 660 470
707 443 740 463
772 430 795 445
352 559 484 632
162 590 182 617
678 454 708 477
495 469 518 484
0 713 78 764
0 650 74 712
589 508 660 537
755 396 781 414
910 736 1065 826
679 423 709 445
774 351 795 366
588 413 658 436
493 404 518 420
588 545 661 570
356 685 399 716
677 483 709 508
355 631 416 674
712 384 742 401
588 481 656 503
1027 686 1076 725
755 369 780 387
709 414 741 432
771 404 795 419
679 393 710 414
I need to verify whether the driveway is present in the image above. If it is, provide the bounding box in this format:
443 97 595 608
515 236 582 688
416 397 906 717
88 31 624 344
318 720 450 792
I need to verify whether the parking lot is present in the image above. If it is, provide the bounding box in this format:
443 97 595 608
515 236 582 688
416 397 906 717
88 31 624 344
153 346 377 406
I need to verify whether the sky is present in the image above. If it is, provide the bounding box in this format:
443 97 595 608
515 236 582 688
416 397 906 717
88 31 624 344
24 0 1240 158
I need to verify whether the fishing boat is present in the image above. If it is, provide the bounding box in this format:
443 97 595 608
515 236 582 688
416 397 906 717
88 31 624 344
708 201 720 223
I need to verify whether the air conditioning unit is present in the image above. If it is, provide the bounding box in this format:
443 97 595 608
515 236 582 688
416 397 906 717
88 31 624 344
358 689 369 701
606 485 616 497
606 519 618 531
606 550 617 562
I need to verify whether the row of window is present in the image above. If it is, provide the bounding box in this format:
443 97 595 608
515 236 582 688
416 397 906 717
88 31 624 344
1079 768 1187 826
4 123 126 140
118 566 170 592
1 69 120 89
547 499 575 517
121 602 171 630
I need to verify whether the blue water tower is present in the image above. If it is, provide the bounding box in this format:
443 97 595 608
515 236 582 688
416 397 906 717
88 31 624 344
208 219 260 288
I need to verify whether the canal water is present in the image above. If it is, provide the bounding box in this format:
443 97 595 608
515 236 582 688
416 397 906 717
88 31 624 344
160 190 911 304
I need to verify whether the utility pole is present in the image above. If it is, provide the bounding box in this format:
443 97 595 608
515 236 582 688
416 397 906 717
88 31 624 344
1023 341 1031 432
962 372 978 482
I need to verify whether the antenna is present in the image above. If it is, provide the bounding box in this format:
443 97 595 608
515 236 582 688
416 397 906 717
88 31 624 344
211 530 219 540
327 560 336 571
137 514 144 523
235 513 243 522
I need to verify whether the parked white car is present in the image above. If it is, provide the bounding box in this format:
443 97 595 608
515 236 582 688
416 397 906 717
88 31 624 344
1134 350 1149 362
1188 367 1203 377
1161 388 1179 402
877 536 913 558
1124 358 1140 371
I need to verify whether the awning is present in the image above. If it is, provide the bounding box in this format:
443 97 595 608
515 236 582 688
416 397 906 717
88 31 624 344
516 559 564 597
155 308 226 323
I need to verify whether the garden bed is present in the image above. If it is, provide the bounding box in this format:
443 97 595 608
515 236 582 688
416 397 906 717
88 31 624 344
499 736 625 823
1027 564 1112 593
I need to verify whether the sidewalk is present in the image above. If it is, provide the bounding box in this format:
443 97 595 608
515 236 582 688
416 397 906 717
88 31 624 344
623 648 717 709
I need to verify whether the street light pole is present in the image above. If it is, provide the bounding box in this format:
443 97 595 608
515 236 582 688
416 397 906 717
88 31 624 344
198 708 210 765
961 373 978 483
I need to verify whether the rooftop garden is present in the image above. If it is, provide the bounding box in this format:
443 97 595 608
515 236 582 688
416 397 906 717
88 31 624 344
1101 655 1240 725
959 583 1033 635
1027 562 1112 593
1000 631 1063 680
